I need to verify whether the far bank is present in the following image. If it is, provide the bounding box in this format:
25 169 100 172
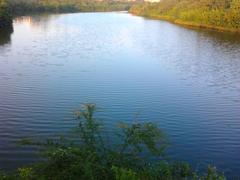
0 0 133 28
129 1 240 34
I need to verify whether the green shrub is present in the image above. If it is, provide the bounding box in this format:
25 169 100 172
1 104 226 180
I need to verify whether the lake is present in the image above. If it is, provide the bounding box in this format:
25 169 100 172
0 12 240 177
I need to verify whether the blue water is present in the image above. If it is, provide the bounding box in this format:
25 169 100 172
0 12 240 177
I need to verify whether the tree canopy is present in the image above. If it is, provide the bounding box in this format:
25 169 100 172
7 0 133 15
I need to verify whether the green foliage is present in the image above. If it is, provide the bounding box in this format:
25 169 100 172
0 172 7 180
203 166 226 180
130 0 240 31
112 166 138 180
119 122 168 156
7 0 133 15
1 104 226 180
18 167 35 180
0 0 12 27
74 104 103 151
0 0 8 16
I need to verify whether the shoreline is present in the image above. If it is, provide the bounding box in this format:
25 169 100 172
130 12 240 34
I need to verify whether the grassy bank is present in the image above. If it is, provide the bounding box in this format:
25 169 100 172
0 104 226 180
129 0 240 33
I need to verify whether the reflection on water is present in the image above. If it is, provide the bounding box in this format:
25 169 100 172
201 30 240 45
0 25 13 45
0 12 240 178
14 14 60 29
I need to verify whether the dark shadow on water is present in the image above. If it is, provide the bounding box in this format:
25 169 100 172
194 28 240 45
0 25 13 46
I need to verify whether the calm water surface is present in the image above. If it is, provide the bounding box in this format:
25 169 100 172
0 12 240 177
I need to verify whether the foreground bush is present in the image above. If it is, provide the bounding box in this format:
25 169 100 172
0 104 225 180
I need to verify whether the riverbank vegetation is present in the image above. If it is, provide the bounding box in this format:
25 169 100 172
130 0 240 33
0 0 134 28
0 104 225 180
0 0 12 28
7 0 133 15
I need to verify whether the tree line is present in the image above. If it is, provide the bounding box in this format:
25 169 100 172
0 0 133 28
7 0 133 15
130 0 240 32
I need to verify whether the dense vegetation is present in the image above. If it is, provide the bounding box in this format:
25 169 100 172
2 0 240 32
0 0 12 28
130 0 240 32
0 104 225 179
7 0 133 15
1 0 133 28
